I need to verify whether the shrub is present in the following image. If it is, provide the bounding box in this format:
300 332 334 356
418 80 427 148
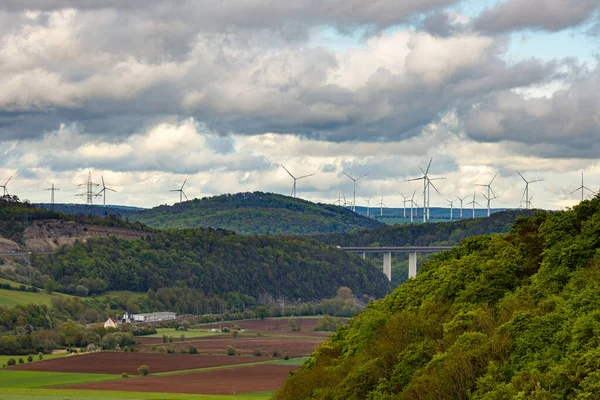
7 358 16 366
272 351 280 357
122 373 129 378
284 355 289 360
137 364 150 376
232 324 241 330
27 355 33 363
226 345 237 356
18 358 24 364
151 344 157 351
189 346 198 354
232 331 239 339
221 327 230 333
180 333 185 342
252 349 262 356
123 346 129 352
129 347 135 352
162 335 168 344
38 352 43 361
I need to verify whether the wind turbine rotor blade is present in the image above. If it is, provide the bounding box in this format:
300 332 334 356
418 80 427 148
356 173 368 181
297 173 315 180
516 170 527 183
342 172 354 180
406 177 424 182
182 191 188 201
583 186 594 193
521 186 527 200
419 166 427 177
570 187 582 195
4 176 12 186
107 188 117 193
530 179 543 183
281 165 295 179
490 187 497 198
429 180 441 195
425 158 433 175
489 173 498 186
101 176 105 188
181 179 187 189
169 189 179 192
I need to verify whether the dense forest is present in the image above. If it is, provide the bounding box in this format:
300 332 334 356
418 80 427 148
316 209 536 247
32 228 390 301
276 197 600 399
0 198 150 244
131 192 383 234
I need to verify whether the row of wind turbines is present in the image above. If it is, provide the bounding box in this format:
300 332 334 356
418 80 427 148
279 160 597 223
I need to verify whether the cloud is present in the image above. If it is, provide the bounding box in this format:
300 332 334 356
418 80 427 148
473 0 600 33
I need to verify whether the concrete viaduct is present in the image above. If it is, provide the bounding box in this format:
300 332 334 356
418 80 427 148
340 246 455 281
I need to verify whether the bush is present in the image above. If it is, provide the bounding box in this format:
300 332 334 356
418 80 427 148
137 365 150 376
180 333 185 342
18 358 24 364
189 346 198 354
272 351 280 357
226 345 237 356
284 355 289 360
232 331 239 339
122 373 129 378
27 355 33 362
7 358 16 366
252 349 262 356
129 347 135 352
221 327 230 333
162 335 168 344
38 352 43 361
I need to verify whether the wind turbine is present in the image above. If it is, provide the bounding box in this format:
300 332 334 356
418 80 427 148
170 179 188 203
376 196 386 216
343 172 368 212
516 171 542 210
446 198 455 221
570 170 594 202
96 176 117 207
364 197 371 217
476 173 498 217
399 192 411 218
467 191 481 219
456 195 469 219
410 191 416 223
333 192 343 206
281 165 314 198
407 159 433 223
0 176 11 197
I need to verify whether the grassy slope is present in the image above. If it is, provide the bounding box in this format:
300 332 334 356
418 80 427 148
132 192 383 234
0 354 68 367
0 278 71 307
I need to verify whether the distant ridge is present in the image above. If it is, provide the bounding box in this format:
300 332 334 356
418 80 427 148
131 192 384 234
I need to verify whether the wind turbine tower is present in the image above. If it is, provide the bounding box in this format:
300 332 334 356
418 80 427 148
410 191 416 223
446 198 455 221
170 179 189 203
516 171 542 210
281 165 314 198
456 195 468 219
343 172 368 212
570 170 593 202
96 176 117 207
399 192 411 218
0 176 12 197
477 174 498 217
45 183 60 210
407 158 444 223
364 197 371 217
467 191 481 219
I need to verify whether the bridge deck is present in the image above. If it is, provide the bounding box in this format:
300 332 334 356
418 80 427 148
340 246 454 253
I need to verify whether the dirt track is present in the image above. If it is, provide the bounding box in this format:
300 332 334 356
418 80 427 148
60 364 298 394
10 352 268 375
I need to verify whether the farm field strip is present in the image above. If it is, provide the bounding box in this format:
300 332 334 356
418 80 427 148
143 328 224 338
0 353 69 367
0 388 273 399
153 355 308 376
0 370 121 388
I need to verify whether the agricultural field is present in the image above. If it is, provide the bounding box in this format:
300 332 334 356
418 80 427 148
0 317 333 398
0 277 70 307
0 353 68 367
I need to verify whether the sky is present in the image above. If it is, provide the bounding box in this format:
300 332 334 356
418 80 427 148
1 0 599 211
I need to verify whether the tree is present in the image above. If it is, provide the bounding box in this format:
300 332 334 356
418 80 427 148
137 364 150 376
256 306 270 321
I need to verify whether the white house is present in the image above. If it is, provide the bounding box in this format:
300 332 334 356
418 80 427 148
103 318 118 329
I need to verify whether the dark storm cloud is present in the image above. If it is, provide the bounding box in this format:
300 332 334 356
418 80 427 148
473 0 600 33
421 11 469 37
462 66 600 157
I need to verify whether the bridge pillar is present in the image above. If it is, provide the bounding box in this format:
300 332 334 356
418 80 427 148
362 252 366 259
408 252 417 279
383 252 392 281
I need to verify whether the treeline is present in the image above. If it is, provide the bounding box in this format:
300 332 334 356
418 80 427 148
132 192 383 234
277 197 600 399
33 228 390 300
0 198 150 244
315 209 537 247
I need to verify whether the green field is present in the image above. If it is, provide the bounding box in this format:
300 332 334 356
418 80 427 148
144 328 222 339
0 353 68 368
0 389 272 400
0 370 120 388
0 278 71 307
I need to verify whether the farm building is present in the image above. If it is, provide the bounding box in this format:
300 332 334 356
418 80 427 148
121 312 176 323
104 318 118 329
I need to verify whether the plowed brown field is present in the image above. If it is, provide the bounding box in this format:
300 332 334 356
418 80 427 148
10 352 268 375
60 364 298 394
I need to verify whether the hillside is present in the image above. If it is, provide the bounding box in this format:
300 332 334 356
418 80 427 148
0 198 151 252
131 192 384 234
32 228 391 301
276 198 600 399
36 203 145 218
316 209 537 247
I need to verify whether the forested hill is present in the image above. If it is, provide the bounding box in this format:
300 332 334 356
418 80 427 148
276 198 600 399
33 228 391 301
315 209 536 247
131 192 384 234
